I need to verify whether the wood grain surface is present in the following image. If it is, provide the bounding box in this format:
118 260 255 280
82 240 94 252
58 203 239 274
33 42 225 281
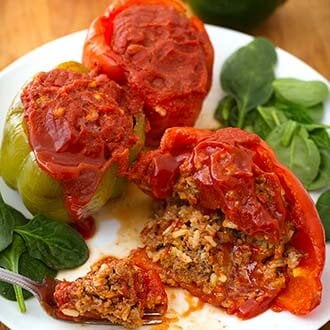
0 0 329 329
0 0 329 79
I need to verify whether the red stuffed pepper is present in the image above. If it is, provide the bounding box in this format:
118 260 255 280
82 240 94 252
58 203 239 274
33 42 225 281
83 0 214 145
129 127 325 319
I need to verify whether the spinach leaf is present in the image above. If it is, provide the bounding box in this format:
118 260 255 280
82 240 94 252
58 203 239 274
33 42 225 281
316 190 330 241
0 253 56 301
309 128 330 149
0 193 27 252
306 129 330 190
266 122 321 187
307 103 325 123
308 148 330 190
15 214 89 270
275 102 314 124
273 78 329 108
214 95 237 126
252 106 287 139
220 37 277 128
0 235 27 312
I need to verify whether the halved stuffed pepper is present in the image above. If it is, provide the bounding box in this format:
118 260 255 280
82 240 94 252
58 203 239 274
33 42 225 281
0 62 145 236
129 127 325 319
83 0 214 145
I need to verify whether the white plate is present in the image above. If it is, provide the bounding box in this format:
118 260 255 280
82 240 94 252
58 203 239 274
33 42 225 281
0 25 329 330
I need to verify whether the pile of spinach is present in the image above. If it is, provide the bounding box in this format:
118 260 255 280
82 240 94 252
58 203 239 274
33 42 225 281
215 37 330 190
0 193 89 312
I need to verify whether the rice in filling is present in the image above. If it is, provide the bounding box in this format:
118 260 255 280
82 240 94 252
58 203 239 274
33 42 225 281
141 176 303 315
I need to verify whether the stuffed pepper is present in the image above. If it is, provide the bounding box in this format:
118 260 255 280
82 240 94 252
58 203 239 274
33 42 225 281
54 255 167 328
83 0 214 145
0 62 145 236
129 127 325 319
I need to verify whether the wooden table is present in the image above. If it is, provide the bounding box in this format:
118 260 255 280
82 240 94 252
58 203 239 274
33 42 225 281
0 0 329 79
0 0 329 329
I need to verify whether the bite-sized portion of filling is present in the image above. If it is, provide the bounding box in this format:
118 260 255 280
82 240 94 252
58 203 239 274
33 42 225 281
83 0 214 145
129 127 325 317
141 195 302 319
20 68 144 222
54 256 167 329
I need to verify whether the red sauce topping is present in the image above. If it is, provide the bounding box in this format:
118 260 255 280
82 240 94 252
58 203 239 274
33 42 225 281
21 69 142 222
70 216 96 240
111 3 212 144
130 127 287 239
112 3 209 101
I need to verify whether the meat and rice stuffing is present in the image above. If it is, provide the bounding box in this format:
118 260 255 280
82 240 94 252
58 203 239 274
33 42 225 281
54 256 167 328
141 197 302 317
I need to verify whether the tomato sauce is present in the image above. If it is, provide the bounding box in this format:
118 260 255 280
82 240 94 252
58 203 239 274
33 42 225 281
21 69 142 224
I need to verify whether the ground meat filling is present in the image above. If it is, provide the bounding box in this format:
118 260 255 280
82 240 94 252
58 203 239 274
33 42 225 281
141 178 303 317
54 257 167 329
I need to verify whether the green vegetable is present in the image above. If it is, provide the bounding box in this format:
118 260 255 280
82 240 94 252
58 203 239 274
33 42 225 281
273 78 329 108
220 38 277 128
187 0 286 31
214 95 237 126
252 106 287 139
275 102 314 124
307 129 330 190
266 122 321 187
316 190 330 241
0 62 145 223
15 214 89 270
0 253 56 302
308 149 330 191
0 196 88 312
0 194 27 252
307 103 325 123
0 235 27 312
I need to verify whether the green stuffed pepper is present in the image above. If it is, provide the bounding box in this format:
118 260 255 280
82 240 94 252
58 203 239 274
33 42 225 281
187 0 286 30
0 62 145 232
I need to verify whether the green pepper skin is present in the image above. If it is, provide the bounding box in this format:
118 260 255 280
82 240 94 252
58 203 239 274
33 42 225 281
0 62 145 223
187 0 286 31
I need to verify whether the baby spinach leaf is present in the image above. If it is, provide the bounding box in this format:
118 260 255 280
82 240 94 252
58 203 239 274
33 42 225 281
214 95 237 126
307 103 325 123
252 106 287 139
0 253 56 301
220 37 277 128
307 129 330 189
0 193 27 252
0 234 27 312
316 190 330 241
309 128 330 149
307 148 330 190
273 78 329 108
266 122 321 187
15 214 89 270
275 102 314 124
